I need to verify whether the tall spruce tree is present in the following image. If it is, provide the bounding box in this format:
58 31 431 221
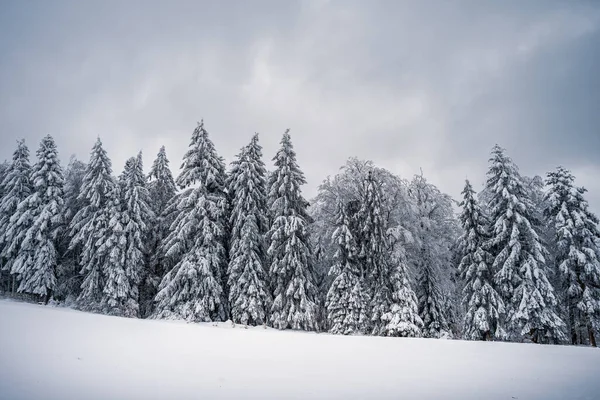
118 154 154 317
0 140 32 292
69 138 116 311
267 130 319 331
546 166 600 346
99 182 130 316
326 201 369 334
153 121 227 322
55 157 87 302
9 135 64 301
486 145 565 343
145 146 176 315
227 134 271 325
458 179 505 340
148 146 177 216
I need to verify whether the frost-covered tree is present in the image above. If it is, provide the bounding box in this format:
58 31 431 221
326 201 369 334
486 145 565 343
357 171 420 336
118 153 154 317
153 122 227 322
545 166 600 346
9 135 64 302
458 179 504 341
148 146 177 216
0 140 31 292
69 138 116 311
267 130 319 331
176 120 226 194
153 190 227 322
227 134 271 325
145 147 176 315
409 174 454 338
55 157 87 301
99 182 131 316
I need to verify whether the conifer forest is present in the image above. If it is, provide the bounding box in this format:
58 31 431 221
1 121 599 347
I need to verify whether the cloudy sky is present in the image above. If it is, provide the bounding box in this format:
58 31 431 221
1 0 599 212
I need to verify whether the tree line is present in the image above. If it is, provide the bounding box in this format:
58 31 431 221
0 122 598 346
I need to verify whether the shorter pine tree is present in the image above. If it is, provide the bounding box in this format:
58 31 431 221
458 179 504 341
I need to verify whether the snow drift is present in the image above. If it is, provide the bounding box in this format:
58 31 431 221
0 300 599 400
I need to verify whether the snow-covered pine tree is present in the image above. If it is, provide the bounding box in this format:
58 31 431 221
55 156 87 302
227 134 271 325
0 140 31 292
69 138 116 311
99 182 130 316
9 135 64 302
175 120 227 193
545 166 600 346
148 146 177 216
458 179 505 341
118 153 155 317
409 174 453 338
486 145 565 343
153 121 227 322
145 146 176 315
326 201 369 334
267 130 319 331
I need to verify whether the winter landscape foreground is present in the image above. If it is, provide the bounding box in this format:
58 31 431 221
1 300 599 400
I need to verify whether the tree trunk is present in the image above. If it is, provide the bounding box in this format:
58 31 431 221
43 289 52 305
569 305 578 345
589 325 597 347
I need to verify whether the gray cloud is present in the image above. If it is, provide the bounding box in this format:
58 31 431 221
0 0 599 212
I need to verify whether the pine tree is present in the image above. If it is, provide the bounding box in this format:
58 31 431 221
227 134 271 325
145 147 176 315
176 120 226 193
148 146 177 216
546 166 600 346
267 130 319 331
0 140 32 292
153 122 227 322
69 138 116 311
458 179 505 341
99 182 130 316
118 153 154 317
9 135 64 301
486 145 565 343
55 156 87 302
410 174 452 338
326 201 369 334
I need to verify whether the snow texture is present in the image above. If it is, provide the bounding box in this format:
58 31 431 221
1 300 599 400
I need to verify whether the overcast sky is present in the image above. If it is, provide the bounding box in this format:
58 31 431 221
0 0 599 212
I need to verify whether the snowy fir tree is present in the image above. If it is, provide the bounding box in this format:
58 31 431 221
409 174 453 338
99 182 130 316
545 166 600 346
153 122 227 322
458 179 505 341
145 146 177 314
9 135 64 301
175 120 227 194
69 138 117 311
267 130 319 331
226 134 271 326
326 201 369 334
486 145 565 343
148 146 177 216
55 156 87 301
118 154 154 317
0 140 32 292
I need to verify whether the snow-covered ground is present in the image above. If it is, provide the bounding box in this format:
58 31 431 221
0 300 599 400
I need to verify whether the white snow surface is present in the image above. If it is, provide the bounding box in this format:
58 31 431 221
1 300 599 400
